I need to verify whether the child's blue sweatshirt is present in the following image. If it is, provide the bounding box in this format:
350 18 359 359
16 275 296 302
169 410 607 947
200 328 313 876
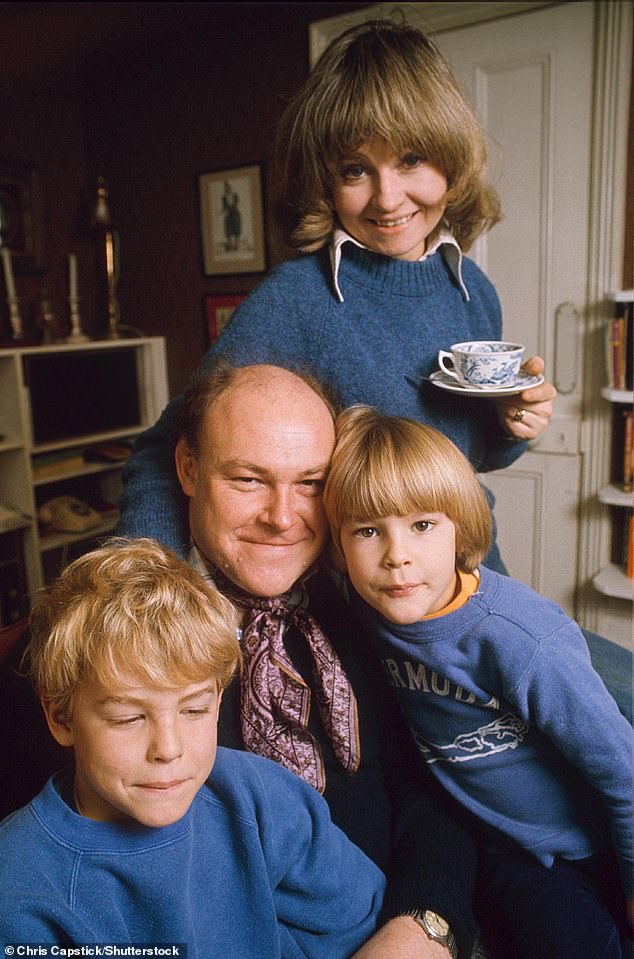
0 747 384 956
351 566 633 895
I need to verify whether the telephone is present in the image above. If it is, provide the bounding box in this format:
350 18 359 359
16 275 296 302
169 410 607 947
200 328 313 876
38 496 102 533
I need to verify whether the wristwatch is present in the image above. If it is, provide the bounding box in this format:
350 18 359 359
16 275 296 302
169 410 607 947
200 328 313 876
400 909 459 958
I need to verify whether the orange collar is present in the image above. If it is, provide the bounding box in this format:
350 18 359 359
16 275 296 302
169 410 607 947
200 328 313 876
422 569 480 620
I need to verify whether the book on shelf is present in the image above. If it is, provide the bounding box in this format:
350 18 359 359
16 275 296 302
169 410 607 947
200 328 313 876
604 300 633 391
626 515 634 579
31 450 87 480
32 441 133 481
84 440 133 463
622 409 633 493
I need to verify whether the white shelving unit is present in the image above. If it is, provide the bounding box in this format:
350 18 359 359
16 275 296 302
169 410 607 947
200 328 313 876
0 337 168 610
592 291 633 606
592 564 633 601
598 483 633 509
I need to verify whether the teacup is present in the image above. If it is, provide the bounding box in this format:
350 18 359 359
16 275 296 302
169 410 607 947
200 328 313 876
437 340 525 388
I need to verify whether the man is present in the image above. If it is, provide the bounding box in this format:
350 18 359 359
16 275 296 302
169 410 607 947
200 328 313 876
172 359 476 959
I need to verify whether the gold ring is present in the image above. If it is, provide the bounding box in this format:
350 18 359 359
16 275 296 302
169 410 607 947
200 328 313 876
513 408 526 422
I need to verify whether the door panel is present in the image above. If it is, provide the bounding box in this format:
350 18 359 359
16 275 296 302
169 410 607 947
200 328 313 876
431 4 594 614
439 3 593 420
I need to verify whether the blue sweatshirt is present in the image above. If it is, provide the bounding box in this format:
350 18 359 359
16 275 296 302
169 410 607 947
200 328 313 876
351 566 633 895
118 244 525 557
0 747 385 956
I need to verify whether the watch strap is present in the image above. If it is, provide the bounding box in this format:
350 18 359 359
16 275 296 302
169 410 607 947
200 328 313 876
399 908 459 959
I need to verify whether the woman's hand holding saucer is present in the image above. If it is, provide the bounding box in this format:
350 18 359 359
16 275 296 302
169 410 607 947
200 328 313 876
494 355 556 441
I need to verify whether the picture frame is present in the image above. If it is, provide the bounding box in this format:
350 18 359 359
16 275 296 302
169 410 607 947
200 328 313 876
204 293 246 345
0 165 45 273
199 164 266 276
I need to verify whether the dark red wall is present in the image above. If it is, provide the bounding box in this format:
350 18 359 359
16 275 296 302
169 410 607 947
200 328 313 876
0 1 368 393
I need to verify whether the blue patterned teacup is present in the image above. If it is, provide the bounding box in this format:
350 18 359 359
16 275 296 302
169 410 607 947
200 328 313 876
437 340 525 388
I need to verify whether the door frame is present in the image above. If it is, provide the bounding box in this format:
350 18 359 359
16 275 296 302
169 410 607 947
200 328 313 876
309 0 633 631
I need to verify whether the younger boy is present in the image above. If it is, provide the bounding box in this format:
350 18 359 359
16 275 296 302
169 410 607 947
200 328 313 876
0 537 384 956
323 405 632 959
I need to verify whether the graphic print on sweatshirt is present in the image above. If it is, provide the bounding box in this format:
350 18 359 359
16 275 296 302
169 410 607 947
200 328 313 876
380 655 532 768
411 713 529 764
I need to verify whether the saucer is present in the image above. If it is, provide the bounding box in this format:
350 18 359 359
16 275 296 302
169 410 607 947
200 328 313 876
429 369 545 397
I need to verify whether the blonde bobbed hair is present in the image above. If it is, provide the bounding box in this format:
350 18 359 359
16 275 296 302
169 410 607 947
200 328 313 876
27 537 241 716
324 406 492 572
273 18 501 256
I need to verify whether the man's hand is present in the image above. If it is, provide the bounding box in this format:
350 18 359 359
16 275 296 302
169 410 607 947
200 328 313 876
494 355 556 441
351 916 453 958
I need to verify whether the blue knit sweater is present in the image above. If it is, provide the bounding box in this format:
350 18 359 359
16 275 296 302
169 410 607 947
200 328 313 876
0 747 384 955
350 566 634 895
118 244 525 556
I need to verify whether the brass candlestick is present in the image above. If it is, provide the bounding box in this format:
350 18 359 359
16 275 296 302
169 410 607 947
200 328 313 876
105 227 121 339
90 177 122 339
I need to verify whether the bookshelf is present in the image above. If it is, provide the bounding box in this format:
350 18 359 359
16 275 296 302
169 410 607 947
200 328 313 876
592 291 633 603
0 338 168 621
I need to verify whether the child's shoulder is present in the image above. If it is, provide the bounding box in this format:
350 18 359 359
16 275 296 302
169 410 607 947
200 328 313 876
0 776 56 837
195 748 334 848
478 567 576 635
0 784 63 885
0 803 35 844
201 747 322 814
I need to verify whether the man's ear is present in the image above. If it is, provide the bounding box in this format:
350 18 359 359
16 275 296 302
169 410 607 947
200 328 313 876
175 438 198 497
41 700 75 748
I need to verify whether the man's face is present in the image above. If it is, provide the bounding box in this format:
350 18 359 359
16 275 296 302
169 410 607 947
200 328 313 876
176 368 335 597
44 672 221 827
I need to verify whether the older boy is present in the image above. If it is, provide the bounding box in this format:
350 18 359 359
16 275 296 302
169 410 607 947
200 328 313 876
0 538 384 956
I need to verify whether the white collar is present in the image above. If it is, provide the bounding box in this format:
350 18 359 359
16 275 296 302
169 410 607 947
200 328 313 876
188 542 213 582
329 226 469 302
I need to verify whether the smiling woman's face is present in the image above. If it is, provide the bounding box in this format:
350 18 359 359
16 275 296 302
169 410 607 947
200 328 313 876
331 138 448 261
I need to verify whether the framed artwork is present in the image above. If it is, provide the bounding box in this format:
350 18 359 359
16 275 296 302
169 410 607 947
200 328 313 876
199 164 266 276
0 165 45 273
204 293 246 344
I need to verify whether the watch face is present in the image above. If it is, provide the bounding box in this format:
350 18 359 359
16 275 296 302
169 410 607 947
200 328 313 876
424 911 449 938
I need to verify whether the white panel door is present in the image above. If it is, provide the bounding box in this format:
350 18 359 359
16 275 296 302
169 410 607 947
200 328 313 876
435 2 594 614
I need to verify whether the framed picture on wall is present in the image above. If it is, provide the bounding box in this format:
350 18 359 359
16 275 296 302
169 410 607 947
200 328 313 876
204 293 246 344
199 164 266 276
0 165 45 273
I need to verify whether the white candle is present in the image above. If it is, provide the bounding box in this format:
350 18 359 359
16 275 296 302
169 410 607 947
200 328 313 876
68 253 78 300
1 247 16 301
